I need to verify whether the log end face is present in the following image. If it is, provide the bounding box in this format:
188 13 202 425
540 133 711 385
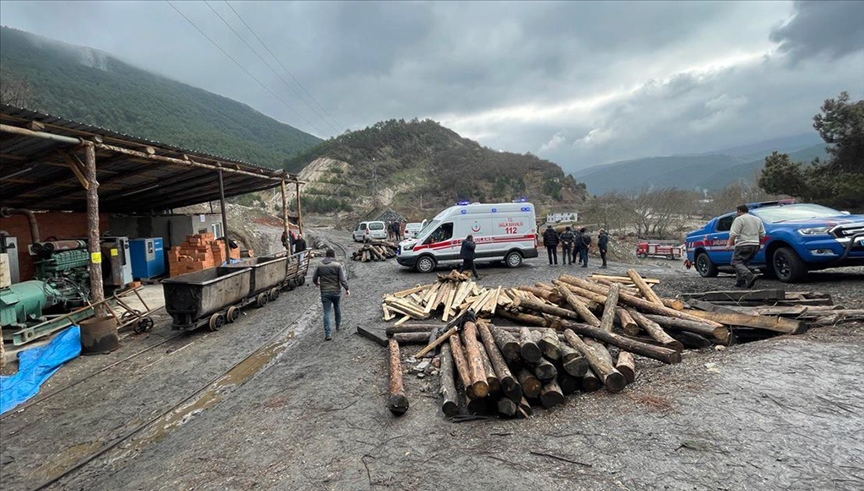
388 394 410 415
442 401 459 417
604 372 627 393
472 381 490 399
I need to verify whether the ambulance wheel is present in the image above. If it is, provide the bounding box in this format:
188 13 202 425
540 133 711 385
208 313 225 332
504 251 523 268
695 252 718 278
257 292 269 308
416 255 436 273
269 287 280 302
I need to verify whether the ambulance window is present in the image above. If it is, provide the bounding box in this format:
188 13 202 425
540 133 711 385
425 223 453 244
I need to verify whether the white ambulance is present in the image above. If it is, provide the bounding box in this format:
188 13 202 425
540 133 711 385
396 201 538 273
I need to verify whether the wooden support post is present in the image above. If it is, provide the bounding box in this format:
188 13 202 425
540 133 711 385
280 179 289 251
295 180 303 235
387 338 409 415
218 170 230 263
83 144 106 313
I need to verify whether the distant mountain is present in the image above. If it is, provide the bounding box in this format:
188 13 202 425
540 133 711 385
285 119 589 217
0 27 320 169
575 135 828 194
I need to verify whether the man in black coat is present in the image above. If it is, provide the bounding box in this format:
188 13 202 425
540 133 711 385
578 227 591 267
559 227 575 265
597 229 609 268
457 234 480 279
542 226 559 265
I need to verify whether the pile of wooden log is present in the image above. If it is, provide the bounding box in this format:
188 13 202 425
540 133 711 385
380 269 860 419
352 241 399 262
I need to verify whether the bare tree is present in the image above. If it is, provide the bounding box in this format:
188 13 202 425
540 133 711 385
0 74 34 107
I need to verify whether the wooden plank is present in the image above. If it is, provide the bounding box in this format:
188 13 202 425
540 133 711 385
679 289 786 302
684 309 806 335
356 326 388 347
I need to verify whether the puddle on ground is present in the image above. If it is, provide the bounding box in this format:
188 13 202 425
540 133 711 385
34 441 103 482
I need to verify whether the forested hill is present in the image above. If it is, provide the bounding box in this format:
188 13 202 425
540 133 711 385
0 27 320 168
287 119 588 216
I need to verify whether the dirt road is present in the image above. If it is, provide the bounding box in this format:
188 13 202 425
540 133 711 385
1 230 862 490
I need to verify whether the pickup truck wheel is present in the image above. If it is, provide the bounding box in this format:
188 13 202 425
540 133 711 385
415 255 436 273
505 251 523 268
637 253 647 259
772 247 807 283
695 252 718 277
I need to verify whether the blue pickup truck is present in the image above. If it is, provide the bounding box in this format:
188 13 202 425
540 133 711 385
686 202 864 282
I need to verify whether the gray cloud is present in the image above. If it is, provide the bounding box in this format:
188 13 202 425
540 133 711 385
1 1 862 174
770 1 864 62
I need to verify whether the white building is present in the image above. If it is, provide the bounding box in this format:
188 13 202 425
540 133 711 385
546 211 578 223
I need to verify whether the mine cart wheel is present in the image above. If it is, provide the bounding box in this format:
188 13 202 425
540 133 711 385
257 292 269 308
208 313 226 331
298 276 306 286
269 287 280 302
226 306 240 323
134 317 154 333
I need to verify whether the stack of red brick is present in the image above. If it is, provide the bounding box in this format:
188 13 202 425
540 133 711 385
167 233 241 277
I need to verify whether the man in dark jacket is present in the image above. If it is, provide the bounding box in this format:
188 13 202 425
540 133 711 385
457 234 480 279
578 227 591 267
597 229 609 268
312 249 350 341
542 226 559 265
559 227 575 265
294 233 307 260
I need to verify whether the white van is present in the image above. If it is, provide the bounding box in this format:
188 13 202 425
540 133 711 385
352 221 387 242
404 222 424 239
396 202 538 273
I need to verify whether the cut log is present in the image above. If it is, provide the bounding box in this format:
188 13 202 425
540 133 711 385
668 330 714 349
513 297 581 320
519 327 543 363
413 326 458 358
393 332 435 344
553 281 601 326
477 322 522 402
616 307 639 335
643 314 730 343
531 357 558 381
461 322 490 398
626 307 683 351
558 372 580 395
615 351 636 384
477 343 501 395
627 269 664 306
385 324 437 336
466 395 490 415
559 344 588 377
684 309 806 335
439 343 459 417
680 289 786 302
591 274 660 284
599 282 621 332
496 309 548 327
497 397 518 418
562 330 626 393
448 335 475 399
562 321 682 364
518 285 562 304
387 339 409 415
518 397 533 418
540 380 566 408
517 368 542 399
489 325 521 363
661 298 686 311
538 328 562 360
582 369 602 392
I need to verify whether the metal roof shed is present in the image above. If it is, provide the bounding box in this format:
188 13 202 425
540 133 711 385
0 104 303 309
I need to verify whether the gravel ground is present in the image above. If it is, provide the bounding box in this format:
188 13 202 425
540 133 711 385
1 229 862 490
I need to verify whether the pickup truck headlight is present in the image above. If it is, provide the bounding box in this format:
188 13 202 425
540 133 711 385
797 227 830 236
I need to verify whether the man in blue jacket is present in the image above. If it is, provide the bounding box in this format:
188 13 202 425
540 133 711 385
457 234 480 279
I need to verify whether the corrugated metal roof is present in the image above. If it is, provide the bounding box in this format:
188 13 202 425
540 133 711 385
0 104 297 213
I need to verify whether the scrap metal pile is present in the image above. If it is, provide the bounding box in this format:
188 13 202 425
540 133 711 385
351 241 399 262
377 270 863 418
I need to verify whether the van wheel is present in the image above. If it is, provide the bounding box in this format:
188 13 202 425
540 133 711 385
772 247 807 283
416 256 436 273
505 251 523 268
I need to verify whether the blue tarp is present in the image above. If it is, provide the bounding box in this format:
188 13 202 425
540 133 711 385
0 326 81 415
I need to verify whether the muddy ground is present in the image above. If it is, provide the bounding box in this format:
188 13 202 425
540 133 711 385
1 229 863 490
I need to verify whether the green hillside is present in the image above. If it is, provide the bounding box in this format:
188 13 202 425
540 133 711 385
289 118 588 216
573 154 739 194
0 27 320 168
697 144 829 189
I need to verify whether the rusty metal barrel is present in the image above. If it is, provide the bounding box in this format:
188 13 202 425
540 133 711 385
80 316 120 355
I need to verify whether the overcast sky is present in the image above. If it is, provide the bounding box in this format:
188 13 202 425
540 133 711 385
1 1 862 172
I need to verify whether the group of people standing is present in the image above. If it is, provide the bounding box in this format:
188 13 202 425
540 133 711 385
386 221 403 241
542 226 609 269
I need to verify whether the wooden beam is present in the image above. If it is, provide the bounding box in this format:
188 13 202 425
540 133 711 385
63 152 89 190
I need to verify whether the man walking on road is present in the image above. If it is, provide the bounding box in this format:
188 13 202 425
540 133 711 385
294 233 307 261
457 234 480 279
726 204 765 288
559 226 575 265
312 249 350 341
543 226 559 265
597 229 609 268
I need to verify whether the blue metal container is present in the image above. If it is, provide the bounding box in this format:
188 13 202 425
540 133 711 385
129 238 165 280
